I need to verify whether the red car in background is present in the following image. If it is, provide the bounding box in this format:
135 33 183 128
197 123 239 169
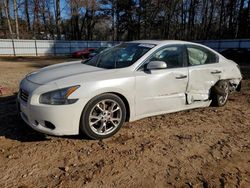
72 48 96 58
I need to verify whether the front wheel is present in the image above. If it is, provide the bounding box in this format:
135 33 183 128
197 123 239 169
211 80 229 107
80 94 126 139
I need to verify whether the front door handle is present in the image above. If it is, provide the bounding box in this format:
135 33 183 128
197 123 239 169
175 75 187 79
211 70 222 74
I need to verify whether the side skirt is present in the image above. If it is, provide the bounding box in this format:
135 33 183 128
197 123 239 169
130 100 211 122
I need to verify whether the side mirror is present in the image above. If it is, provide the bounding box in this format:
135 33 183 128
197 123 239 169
146 61 167 70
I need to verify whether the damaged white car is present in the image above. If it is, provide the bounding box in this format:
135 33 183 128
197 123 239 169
17 40 242 139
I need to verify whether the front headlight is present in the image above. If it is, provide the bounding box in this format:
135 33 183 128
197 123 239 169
39 85 80 105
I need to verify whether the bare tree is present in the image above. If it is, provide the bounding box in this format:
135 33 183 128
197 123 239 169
33 0 40 38
218 0 225 38
3 0 13 38
24 0 31 32
69 0 80 40
235 0 245 38
55 0 61 39
13 0 19 39
1 0 250 40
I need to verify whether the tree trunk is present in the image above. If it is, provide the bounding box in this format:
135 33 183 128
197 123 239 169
205 0 215 39
200 0 208 39
247 0 250 37
218 0 224 38
55 0 61 40
69 2 80 40
188 0 196 39
3 0 13 38
33 0 40 39
111 0 115 41
24 0 31 32
115 6 120 41
228 0 236 38
0 4 7 38
235 0 245 38
13 0 19 39
136 0 141 40
41 0 47 39
181 0 186 39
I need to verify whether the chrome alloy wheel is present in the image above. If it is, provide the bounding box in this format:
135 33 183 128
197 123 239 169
218 81 229 105
89 99 122 135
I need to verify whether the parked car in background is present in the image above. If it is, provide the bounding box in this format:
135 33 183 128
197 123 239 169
89 47 109 58
220 48 250 64
18 40 242 140
72 48 96 58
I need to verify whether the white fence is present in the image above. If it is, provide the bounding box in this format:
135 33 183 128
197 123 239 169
0 39 250 56
0 39 119 56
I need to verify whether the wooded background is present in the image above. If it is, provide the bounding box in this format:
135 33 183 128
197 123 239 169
0 0 250 41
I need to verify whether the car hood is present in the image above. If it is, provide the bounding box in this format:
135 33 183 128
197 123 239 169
26 61 105 85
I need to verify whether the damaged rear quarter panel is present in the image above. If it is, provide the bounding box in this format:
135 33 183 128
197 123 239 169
186 57 242 103
220 59 242 83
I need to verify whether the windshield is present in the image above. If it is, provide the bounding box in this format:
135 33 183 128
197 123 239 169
83 43 155 69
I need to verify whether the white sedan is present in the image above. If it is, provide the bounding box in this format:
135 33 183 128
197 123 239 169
17 40 242 139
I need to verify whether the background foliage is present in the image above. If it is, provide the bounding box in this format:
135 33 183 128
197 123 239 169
0 0 250 41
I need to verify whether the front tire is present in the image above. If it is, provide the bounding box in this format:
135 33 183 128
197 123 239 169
211 80 229 107
80 93 126 139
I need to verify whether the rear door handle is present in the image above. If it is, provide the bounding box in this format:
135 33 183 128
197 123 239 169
175 75 187 79
211 70 221 74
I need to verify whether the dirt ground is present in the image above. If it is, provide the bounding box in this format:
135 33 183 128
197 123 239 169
0 57 249 188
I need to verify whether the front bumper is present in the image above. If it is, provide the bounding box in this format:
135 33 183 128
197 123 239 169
17 93 87 136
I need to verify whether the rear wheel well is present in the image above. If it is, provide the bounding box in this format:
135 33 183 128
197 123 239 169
210 79 226 96
210 80 229 107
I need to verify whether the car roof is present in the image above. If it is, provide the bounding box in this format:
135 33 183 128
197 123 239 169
127 40 222 58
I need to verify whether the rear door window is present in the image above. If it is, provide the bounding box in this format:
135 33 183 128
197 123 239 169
187 45 218 66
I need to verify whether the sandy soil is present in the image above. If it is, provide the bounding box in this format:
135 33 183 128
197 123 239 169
0 57 249 188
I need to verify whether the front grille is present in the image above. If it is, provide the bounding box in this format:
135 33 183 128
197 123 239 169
20 89 29 102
